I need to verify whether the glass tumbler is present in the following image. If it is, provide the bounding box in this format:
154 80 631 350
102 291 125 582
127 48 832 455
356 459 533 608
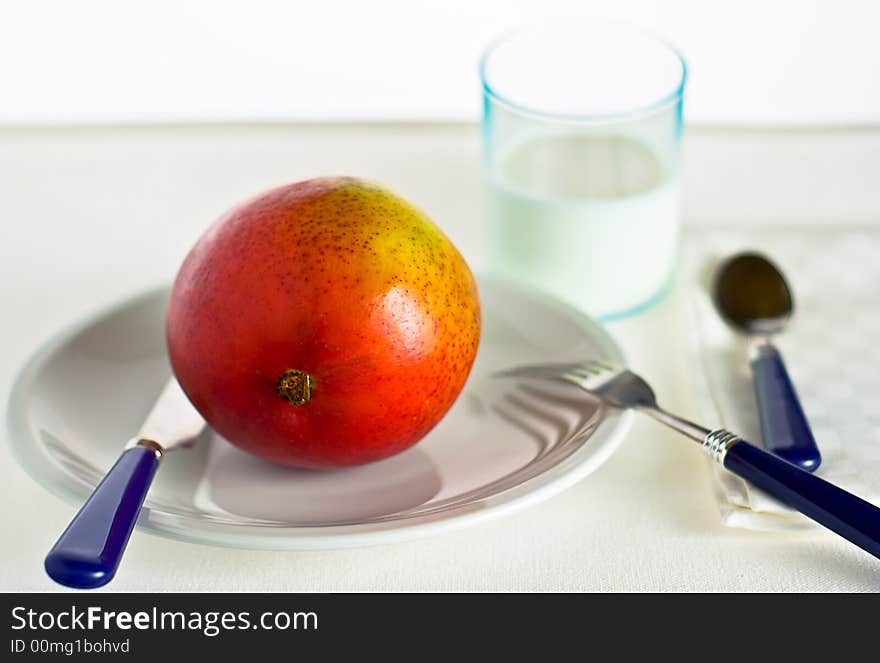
481 20 687 320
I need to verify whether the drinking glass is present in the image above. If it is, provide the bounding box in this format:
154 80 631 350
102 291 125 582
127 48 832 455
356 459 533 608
481 19 687 320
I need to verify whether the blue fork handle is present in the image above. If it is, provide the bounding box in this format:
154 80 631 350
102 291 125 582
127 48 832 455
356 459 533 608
45 445 160 589
751 344 822 471
724 440 880 560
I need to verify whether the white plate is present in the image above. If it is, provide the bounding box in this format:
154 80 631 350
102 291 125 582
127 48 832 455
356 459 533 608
7 278 632 550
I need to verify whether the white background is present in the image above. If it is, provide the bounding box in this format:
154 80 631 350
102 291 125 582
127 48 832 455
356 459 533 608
1 0 878 127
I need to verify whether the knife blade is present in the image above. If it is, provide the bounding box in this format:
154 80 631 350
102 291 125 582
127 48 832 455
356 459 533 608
135 377 206 452
44 377 205 589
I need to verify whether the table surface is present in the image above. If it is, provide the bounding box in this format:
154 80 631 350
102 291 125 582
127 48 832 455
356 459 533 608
3 123 880 592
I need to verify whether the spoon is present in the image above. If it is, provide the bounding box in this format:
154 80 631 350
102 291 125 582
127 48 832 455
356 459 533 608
713 251 821 471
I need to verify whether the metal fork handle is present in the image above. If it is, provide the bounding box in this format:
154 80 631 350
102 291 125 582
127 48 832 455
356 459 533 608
637 405 711 442
707 428 880 560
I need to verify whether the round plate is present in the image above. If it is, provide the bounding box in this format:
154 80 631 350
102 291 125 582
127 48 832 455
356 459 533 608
7 278 632 550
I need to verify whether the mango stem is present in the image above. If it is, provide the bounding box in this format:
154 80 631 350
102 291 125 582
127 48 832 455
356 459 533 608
276 369 313 405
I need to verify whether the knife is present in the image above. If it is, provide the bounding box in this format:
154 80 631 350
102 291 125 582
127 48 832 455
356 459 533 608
44 378 205 589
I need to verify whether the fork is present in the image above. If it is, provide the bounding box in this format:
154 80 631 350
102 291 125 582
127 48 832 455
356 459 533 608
498 360 880 561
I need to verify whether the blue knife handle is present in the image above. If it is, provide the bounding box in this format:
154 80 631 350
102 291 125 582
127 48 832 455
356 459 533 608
724 440 880 560
751 343 821 471
45 445 160 589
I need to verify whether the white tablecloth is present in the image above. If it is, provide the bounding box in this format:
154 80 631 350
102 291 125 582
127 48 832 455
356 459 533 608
2 124 879 592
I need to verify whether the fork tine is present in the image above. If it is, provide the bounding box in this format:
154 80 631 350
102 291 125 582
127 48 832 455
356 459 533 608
582 360 620 373
494 359 625 385
564 362 603 378
563 367 593 381
517 383 603 412
493 362 582 381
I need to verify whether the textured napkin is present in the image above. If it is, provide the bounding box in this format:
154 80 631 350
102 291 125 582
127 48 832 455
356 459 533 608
686 226 880 531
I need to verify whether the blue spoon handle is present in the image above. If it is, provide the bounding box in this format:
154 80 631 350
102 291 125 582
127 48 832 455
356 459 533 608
44 445 160 589
751 343 821 471
724 440 880 559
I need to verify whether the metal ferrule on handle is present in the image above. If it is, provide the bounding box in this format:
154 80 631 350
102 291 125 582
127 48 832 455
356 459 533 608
702 429 741 463
125 437 164 459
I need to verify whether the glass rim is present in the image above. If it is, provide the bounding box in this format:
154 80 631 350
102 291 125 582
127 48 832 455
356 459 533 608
479 18 688 123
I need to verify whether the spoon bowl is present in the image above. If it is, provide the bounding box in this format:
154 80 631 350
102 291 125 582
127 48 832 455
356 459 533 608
713 251 821 472
714 252 793 336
